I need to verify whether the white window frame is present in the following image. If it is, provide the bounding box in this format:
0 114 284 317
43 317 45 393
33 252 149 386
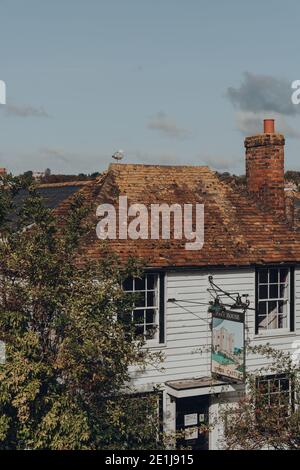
257 267 291 335
257 374 293 412
123 273 161 345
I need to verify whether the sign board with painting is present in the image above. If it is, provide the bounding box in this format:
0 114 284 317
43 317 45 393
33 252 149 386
211 309 245 382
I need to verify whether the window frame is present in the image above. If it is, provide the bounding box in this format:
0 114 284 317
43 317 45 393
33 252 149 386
123 272 165 345
255 266 295 335
256 373 294 418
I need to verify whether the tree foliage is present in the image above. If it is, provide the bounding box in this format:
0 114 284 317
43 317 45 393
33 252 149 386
0 174 163 449
285 170 300 189
219 344 300 450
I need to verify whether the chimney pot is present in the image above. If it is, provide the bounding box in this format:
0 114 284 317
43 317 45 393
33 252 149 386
264 119 275 134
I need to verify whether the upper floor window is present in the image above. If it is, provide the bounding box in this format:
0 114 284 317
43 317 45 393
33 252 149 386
256 267 294 334
123 273 165 344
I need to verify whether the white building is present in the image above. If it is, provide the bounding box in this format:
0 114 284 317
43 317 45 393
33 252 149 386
32 171 46 181
55 119 300 449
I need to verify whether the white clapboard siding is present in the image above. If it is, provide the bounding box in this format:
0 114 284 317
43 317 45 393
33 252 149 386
246 265 300 372
131 268 251 388
130 266 300 389
295 267 300 331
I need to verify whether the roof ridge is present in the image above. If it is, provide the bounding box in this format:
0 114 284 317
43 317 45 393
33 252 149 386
109 162 211 170
38 181 92 188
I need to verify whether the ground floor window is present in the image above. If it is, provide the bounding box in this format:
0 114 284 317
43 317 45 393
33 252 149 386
126 391 163 448
256 374 293 418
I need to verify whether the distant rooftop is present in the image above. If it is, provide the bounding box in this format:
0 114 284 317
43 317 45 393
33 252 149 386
7 181 91 227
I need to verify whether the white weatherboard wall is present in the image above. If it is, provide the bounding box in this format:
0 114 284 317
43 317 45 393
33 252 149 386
130 268 254 389
247 266 300 370
129 266 300 450
130 266 300 388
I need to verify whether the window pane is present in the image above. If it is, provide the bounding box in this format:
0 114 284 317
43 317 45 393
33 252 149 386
147 274 156 290
147 291 156 307
135 324 144 337
146 309 155 324
280 268 288 283
145 324 156 340
269 284 278 299
135 292 146 308
260 392 270 407
270 378 280 392
257 380 267 393
258 301 267 315
280 378 290 392
278 300 285 313
280 393 290 409
279 283 288 299
135 276 146 291
259 269 268 283
257 380 269 405
267 301 277 329
121 312 132 325
278 301 287 328
123 277 133 291
259 285 268 299
133 309 144 323
270 269 278 283
270 392 280 406
258 315 267 329
278 314 287 329
267 300 277 314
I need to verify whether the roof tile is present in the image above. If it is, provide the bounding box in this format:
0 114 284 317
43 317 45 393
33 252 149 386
55 164 300 268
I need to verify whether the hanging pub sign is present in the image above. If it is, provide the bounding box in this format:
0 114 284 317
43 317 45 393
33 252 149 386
211 308 245 383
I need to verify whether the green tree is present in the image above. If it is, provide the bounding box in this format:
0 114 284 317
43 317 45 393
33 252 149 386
90 172 100 179
0 178 163 449
218 345 300 450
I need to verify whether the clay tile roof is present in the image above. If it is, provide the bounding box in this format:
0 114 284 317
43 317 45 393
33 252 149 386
54 164 300 268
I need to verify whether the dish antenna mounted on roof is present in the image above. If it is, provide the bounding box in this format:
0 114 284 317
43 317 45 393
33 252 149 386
112 150 124 162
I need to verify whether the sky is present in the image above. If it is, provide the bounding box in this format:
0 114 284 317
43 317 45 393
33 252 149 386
1 0 300 175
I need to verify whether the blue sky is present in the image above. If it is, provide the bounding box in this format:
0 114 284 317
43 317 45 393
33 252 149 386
1 0 300 175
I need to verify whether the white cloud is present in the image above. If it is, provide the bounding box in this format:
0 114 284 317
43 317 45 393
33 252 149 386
198 154 243 171
235 111 300 139
0 103 49 118
147 111 191 139
227 73 300 139
39 147 71 163
227 72 297 116
133 150 181 165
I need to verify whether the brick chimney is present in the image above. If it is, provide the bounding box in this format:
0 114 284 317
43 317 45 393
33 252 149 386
0 168 7 175
245 119 285 215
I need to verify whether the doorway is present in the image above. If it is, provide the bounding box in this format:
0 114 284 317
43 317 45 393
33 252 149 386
176 395 209 450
